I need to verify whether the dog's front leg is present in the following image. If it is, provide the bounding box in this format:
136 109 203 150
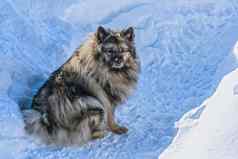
79 76 128 135
106 106 128 134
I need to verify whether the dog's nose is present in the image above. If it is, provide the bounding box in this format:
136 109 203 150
114 57 122 63
114 57 119 62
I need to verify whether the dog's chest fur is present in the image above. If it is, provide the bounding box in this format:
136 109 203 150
92 66 137 106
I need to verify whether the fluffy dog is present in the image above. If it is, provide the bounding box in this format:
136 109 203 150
23 26 140 145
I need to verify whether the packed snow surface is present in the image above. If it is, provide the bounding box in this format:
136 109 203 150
1 0 238 159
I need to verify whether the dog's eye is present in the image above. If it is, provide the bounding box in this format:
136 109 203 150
104 51 111 56
106 49 114 54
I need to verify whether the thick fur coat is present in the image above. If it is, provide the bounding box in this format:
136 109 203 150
23 26 140 145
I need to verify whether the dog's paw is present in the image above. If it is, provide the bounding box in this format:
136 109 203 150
91 131 105 140
111 125 128 135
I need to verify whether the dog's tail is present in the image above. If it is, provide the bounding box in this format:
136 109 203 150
22 109 50 143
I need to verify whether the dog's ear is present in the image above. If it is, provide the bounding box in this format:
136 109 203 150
122 27 135 42
96 26 109 43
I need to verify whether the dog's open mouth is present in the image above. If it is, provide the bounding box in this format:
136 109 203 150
112 57 124 69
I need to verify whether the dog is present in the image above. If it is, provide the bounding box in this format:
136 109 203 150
23 26 140 145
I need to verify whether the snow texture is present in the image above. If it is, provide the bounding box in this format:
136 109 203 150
160 68 238 159
0 0 238 158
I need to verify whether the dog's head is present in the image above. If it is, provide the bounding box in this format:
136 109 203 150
95 26 137 70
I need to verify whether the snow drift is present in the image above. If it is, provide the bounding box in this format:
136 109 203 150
160 68 238 159
1 0 238 158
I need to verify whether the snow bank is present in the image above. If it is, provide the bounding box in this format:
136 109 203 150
160 68 238 159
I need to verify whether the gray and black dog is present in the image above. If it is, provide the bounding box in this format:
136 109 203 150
23 26 140 145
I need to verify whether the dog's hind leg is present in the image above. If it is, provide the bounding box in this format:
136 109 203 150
73 96 106 139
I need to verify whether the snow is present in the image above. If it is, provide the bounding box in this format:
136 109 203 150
159 68 238 159
233 41 238 60
1 0 238 158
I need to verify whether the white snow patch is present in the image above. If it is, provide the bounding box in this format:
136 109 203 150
233 41 238 60
233 84 238 95
160 68 238 159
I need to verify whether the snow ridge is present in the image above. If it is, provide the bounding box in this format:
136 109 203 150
160 68 238 159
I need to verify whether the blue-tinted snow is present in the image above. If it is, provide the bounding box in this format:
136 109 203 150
0 0 238 159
